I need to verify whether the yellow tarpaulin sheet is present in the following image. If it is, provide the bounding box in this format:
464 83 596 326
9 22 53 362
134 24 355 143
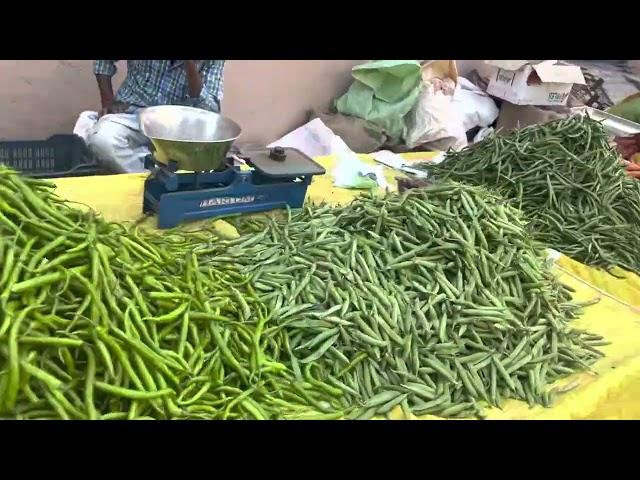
51 153 640 419
557 256 640 310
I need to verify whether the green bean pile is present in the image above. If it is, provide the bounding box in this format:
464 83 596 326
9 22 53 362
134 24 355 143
0 166 340 420
207 184 605 419
420 115 640 275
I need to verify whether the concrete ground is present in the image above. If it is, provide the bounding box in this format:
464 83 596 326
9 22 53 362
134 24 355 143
569 60 640 105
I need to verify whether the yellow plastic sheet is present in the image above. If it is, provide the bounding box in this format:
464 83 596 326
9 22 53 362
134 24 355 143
484 267 640 420
307 152 439 206
53 153 437 223
51 153 640 419
557 255 640 310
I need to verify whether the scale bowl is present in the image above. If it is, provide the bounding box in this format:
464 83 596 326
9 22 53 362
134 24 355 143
139 105 242 172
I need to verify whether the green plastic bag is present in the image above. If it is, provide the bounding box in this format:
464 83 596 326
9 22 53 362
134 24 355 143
607 94 640 124
335 60 422 144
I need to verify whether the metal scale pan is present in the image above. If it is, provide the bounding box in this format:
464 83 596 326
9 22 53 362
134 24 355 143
138 106 325 229
140 105 241 172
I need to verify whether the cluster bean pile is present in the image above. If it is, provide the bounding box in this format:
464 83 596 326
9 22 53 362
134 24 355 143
421 115 640 275
0 166 339 420
207 184 605 419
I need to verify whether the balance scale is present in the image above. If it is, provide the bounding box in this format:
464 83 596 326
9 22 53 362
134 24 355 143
139 106 325 229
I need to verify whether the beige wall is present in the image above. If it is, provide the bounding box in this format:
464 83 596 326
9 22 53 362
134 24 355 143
0 60 488 145
0 60 364 145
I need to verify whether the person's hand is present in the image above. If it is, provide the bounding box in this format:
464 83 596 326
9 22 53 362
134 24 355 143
99 101 130 117
622 160 640 179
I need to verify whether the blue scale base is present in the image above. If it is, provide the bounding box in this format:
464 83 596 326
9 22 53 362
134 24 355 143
142 158 317 229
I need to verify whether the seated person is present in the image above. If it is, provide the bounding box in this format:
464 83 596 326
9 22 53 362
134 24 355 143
88 60 225 173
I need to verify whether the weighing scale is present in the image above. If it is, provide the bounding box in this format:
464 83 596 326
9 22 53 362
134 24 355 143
139 106 326 229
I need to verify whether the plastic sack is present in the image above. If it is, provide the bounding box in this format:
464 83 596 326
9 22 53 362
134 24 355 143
404 79 467 150
607 93 640 124
473 127 494 144
73 111 99 144
453 77 499 132
311 110 389 154
335 61 423 144
332 136 387 190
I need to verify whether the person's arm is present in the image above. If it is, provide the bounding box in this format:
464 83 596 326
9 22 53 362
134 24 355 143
184 61 203 98
94 60 128 116
183 60 225 112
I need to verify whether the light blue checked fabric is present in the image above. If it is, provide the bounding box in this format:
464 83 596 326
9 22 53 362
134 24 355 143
94 60 225 112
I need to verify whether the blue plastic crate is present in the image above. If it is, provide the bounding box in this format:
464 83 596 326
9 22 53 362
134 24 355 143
0 134 111 178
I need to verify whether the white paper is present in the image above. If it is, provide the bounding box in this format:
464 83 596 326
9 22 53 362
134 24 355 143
267 118 342 159
371 150 406 169
430 152 446 164
546 248 562 267
371 150 429 178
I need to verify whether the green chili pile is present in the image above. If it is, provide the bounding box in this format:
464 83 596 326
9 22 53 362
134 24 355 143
0 166 606 420
209 184 605 419
420 115 640 275
0 166 340 420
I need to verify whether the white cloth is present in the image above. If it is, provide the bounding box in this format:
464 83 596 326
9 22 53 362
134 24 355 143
73 111 99 143
86 113 151 173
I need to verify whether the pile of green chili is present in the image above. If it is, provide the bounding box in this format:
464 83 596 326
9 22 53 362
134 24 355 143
420 115 640 275
0 166 341 419
206 184 605 419
0 167 606 419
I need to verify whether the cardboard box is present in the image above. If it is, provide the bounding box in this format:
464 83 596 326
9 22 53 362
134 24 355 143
485 60 586 106
496 102 572 133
